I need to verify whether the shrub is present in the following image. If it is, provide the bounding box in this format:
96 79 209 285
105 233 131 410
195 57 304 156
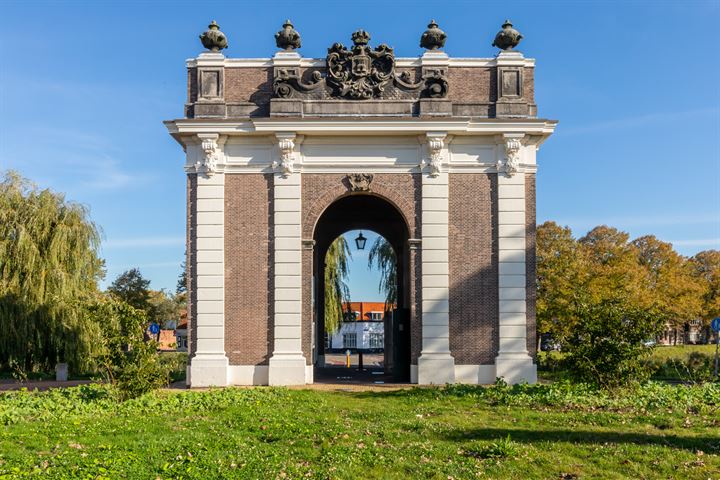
88 298 171 400
560 300 662 389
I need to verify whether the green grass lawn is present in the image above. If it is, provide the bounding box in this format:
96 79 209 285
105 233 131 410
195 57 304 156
1 383 718 479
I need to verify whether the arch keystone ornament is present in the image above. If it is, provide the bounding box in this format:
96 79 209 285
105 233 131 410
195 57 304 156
167 20 556 387
346 173 374 191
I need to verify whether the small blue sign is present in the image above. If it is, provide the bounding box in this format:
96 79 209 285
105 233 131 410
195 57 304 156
711 317 720 333
149 323 160 335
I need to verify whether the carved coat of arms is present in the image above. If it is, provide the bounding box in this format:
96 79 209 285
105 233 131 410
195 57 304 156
326 30 395 100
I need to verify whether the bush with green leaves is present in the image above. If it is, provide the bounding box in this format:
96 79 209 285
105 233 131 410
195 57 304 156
560 299 662 389
88 298 170 400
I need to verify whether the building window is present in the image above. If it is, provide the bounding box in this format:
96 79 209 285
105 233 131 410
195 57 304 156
370 312 383 321
343 333 357 349
369 332 384 349
324 332 331 349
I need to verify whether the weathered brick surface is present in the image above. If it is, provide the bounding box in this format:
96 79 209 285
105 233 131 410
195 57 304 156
526 174 537 358
224 67 273 114
188 68 197 103
448 173 498 365
224 174 274 365
448 67 494 103
524 67 535 104
200 65 535 118
301 173 422 364
187 175 197 359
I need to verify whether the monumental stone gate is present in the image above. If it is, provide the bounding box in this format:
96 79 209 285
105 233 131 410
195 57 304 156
165 20 556 387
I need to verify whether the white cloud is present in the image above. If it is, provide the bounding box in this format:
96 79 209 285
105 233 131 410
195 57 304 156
560 107 719 136
545 212 720 231
103 236 185 248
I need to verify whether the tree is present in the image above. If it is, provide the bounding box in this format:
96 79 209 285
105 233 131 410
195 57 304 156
176 259 187 295
536 222 587 343
108 268 151 312
690 250 720 340
632 235 703 327
0 171 105 373
148 289 183 329
367 236 397 308
324 236 351 333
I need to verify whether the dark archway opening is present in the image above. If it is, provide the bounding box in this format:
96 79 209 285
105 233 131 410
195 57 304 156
312 194 411 383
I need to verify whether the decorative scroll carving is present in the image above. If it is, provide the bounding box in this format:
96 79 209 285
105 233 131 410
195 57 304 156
273 68 323 98
500 136 523 176
346 173 374 191
426 136 444 177
327 30 395 100
423 68 449 98
276 136 296 177
195 135 219 176
275 20 301 50
270 30 449 101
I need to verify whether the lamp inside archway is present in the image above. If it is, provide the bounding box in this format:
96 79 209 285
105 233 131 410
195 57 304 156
355 232 367 250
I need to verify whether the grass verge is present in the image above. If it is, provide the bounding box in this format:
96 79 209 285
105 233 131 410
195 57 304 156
0 382 718 479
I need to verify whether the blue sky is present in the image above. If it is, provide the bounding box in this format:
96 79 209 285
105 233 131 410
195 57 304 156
1 1 718 298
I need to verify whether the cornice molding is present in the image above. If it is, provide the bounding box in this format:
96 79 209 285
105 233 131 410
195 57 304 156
165 118 556 146
186 56 536 69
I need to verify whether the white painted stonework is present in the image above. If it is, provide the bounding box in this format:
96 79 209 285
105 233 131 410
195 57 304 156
186 136 229 387
167 50 556 388
417 132 455 384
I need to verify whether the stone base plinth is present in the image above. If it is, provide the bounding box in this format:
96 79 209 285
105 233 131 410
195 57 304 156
495 353 537 384
417 352 456 384
189 354 229 387
268 354 307 386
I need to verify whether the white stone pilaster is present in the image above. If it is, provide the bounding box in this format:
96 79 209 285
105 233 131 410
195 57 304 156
268 132 307 385
418 132 455 384
189 136 228 386
495 134 536 384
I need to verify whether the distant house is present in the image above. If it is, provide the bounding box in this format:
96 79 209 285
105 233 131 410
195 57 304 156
658 319 708 345
326 301 392 352
158 330 177 351
175 310 189 351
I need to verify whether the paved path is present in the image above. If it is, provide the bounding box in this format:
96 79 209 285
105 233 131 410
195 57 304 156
0 379 92 392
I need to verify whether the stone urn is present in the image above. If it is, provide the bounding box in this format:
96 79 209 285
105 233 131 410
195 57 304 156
200 20 228 52
420 20 446 50
275 20 301 50
492 20 523 51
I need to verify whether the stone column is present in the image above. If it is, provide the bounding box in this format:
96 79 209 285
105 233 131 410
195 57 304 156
189 133 229 387
495 133 537 384
417 132 456 384
268 132 307 385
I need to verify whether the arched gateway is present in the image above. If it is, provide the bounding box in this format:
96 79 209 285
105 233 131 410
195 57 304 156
165 20 556 387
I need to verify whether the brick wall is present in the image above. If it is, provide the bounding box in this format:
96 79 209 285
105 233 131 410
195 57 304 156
189 65 534 118
224 174 274 365
301 173 422 363
224 67 273 114
525 174 537 357
448 173 499 365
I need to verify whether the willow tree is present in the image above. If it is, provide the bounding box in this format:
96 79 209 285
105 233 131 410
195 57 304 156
324 236 351 333
0 171 104 373
368 236 397 308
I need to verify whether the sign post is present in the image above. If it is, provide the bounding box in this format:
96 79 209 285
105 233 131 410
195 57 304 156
711 317 720 379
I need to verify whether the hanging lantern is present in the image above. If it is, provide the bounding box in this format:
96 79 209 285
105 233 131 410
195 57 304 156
355 232 367 250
